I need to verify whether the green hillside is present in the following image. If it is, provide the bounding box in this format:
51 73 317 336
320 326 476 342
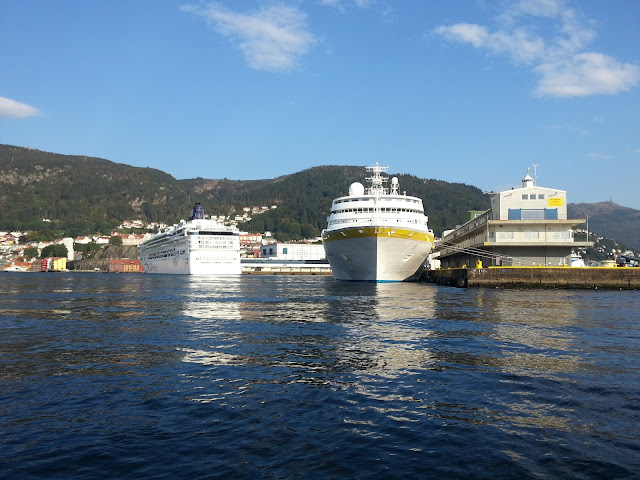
0 145 492 240
0 145 189 234
568 202 640 251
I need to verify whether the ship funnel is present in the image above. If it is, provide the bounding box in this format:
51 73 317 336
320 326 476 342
189 203 205 220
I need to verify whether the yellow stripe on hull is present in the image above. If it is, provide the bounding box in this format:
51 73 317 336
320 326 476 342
322 226 434 244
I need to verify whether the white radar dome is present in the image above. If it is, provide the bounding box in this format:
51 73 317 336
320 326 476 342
348 182 365 196
391 177 399 185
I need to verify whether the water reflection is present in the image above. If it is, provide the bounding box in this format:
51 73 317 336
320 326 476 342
0 274 605 436
182 275 243 321
334 282 438 378
427 286 589 437
2 274 638 479
0 273 187 381
430 287 583 374
178 278 445 406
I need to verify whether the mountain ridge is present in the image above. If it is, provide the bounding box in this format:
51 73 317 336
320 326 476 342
568 201 640 250
1 144 638 249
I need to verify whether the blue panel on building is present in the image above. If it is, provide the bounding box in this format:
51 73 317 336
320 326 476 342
545 208 558 219
508 209 522 220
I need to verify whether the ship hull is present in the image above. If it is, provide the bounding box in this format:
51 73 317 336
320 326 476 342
140 235 240 275
322 227 433 282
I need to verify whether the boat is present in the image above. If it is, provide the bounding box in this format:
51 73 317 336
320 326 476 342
139 203 240 275
322 164 434 282
571 251 586 267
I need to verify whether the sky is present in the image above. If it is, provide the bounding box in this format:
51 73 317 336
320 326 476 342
1 0 639 209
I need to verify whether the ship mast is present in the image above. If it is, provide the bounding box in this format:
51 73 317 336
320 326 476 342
365 163 389 196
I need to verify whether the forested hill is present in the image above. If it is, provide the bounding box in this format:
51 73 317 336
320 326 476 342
0 145 491 239
568 202 640 250
0 146 490 238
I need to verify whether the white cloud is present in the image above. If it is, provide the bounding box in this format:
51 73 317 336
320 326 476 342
0 97 40 118
587 152 612 160
633 148 640 154
435 24 545 64
319 0 342 7
182 3 317 72
513 0 565 18
433 0 639 97
319 0 373 8
534 53 640 97
434 23 488 48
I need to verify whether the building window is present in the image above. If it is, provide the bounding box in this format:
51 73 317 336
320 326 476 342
524 231 539 239
522 209 545 220
283 248 288 254
538 194 545 199
497 232 514 240
522 194 528 200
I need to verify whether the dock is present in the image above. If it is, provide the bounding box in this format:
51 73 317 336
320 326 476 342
423 266 640 289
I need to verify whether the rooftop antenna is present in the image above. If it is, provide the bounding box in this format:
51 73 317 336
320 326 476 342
532 164 539 185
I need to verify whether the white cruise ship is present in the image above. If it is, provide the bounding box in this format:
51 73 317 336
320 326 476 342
322 164 434 282
139 203 240 275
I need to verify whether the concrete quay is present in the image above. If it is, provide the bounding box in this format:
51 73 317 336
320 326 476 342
423 266 640 289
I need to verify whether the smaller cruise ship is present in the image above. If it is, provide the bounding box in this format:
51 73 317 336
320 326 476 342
322 164 434 282
139 203 240 275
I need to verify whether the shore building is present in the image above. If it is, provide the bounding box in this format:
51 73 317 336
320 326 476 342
438 171 593 268
261 242 326 261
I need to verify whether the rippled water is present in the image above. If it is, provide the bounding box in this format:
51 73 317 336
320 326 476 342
1 274 639 479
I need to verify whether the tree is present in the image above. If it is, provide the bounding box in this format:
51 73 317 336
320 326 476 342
109 235 123 246
41 244 68 258
23 247 39 259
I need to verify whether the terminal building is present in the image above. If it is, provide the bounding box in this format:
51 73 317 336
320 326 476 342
241 242 331 275
438 170 593 268
260 242 325 261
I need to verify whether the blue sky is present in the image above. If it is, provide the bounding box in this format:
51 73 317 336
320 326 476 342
1 0 639 209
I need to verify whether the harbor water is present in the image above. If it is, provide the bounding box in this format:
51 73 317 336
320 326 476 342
1 274 638 479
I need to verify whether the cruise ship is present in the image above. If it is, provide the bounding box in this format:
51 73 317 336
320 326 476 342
322 164 434 282
139 203 240 275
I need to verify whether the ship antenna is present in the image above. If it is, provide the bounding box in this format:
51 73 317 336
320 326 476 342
365 163 389 196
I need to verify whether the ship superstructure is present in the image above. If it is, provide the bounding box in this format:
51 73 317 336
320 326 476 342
139 203 240 275
322 164 434 282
